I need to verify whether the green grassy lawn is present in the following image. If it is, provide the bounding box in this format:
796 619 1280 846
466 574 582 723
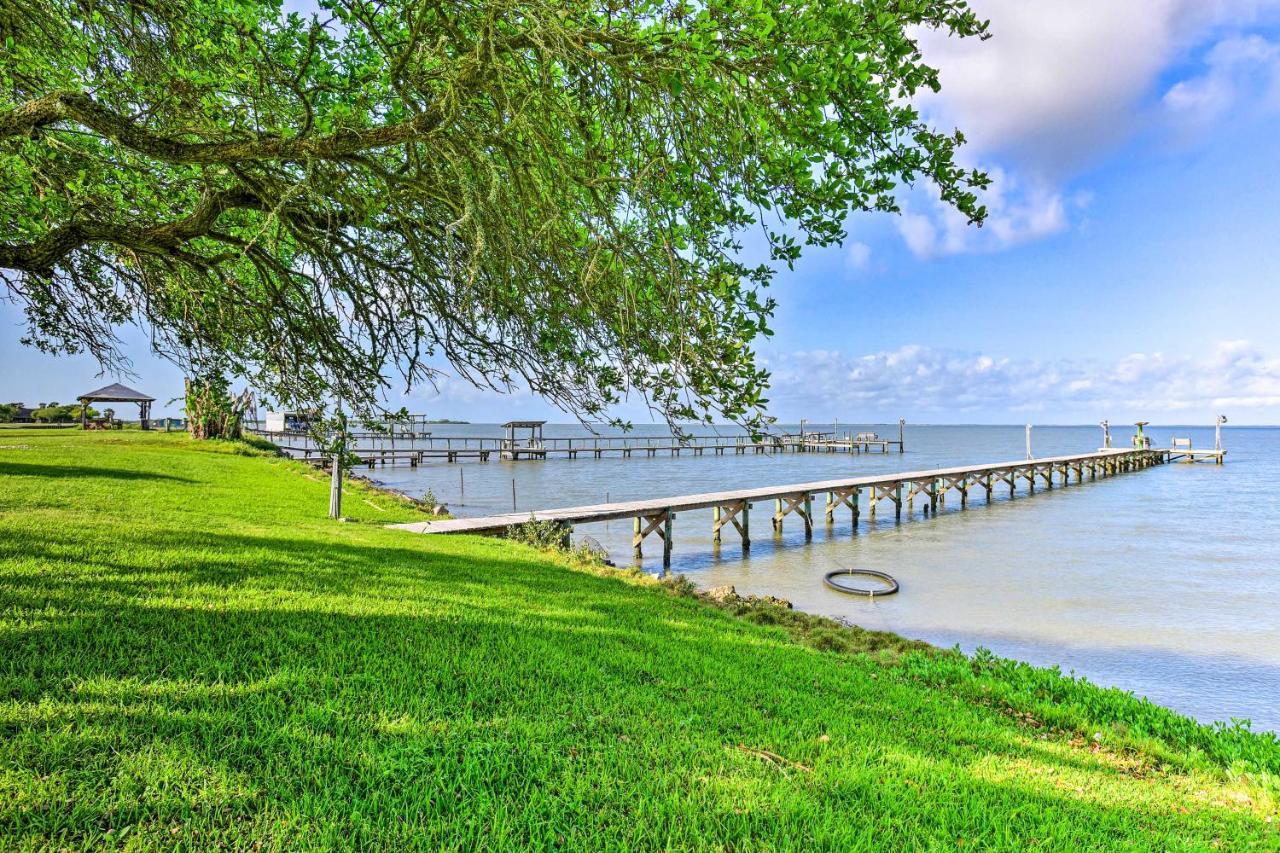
0 429 1277 849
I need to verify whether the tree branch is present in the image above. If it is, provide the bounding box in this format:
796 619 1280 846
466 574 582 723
0 188 267 273
0 90 453 164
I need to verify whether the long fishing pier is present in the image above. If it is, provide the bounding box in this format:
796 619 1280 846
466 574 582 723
392 447 1170 566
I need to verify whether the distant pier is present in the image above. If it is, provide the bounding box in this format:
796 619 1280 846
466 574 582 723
254 419 907 468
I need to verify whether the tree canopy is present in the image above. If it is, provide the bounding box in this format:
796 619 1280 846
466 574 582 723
1 0 988 427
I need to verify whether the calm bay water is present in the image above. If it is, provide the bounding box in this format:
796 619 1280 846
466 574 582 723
368 423 1280 732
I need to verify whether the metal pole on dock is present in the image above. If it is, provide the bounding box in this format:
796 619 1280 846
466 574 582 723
899 417 905 452
1216 414 1227 451
1025 424 1033 460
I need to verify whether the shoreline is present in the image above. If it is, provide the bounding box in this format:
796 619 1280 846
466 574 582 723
368 455 1280 732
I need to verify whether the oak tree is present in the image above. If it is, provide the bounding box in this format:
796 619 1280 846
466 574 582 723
1 0 988 427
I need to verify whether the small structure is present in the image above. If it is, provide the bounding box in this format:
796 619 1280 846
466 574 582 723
265 411 315 433
501 420 546 460
11 404 35 423
1132 421 1151 449
78 383 155 430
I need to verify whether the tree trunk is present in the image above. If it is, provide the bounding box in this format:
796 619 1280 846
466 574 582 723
185 376 243 440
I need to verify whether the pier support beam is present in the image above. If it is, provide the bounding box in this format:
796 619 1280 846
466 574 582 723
712 501 750 550
822 489 856 524
772 493 813 537
867 483 902 522
633 510 674 567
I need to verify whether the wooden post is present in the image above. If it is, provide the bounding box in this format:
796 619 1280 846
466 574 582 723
713 506 722 544
802 492 813 538
633 517 642 558
662 512 674 570
852 488 860 526
328 418 344 520
741 502 750 549
899 417 905 453
894 483 902 521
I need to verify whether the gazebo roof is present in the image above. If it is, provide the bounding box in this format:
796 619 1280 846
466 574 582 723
78 382 155 403
502 420 546 428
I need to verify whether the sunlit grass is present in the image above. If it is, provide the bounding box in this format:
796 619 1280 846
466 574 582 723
0 429 1276 848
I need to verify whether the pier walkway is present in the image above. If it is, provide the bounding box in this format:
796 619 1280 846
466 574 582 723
392 447 1171 566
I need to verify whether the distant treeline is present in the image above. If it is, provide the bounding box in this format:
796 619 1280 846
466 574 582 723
0 402 98 423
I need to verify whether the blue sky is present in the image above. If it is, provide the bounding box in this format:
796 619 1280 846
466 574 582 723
4 0 1280 424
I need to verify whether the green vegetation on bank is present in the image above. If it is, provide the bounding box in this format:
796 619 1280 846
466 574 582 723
0 430 1277 849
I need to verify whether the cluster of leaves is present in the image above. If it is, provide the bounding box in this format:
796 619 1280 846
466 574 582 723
508 517 609 565
184 374 244 439
1 0 989 429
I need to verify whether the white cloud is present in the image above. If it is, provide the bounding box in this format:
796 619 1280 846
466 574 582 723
895 0 1280 258
895 213 939 259
1163 34 1280 134
895 167 1077 259
766 341 1280 420
917 0 1182 176
918 0 1280 174
845 241 872 271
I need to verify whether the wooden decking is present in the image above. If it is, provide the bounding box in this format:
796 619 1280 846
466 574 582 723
391 447 1171 566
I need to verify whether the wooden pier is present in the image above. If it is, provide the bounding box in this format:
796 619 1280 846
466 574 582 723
256 422 906 466
391 447 1172 567
1165 436 1226 464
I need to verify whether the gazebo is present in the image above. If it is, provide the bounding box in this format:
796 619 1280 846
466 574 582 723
78 382 155 430
501 420 546 459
